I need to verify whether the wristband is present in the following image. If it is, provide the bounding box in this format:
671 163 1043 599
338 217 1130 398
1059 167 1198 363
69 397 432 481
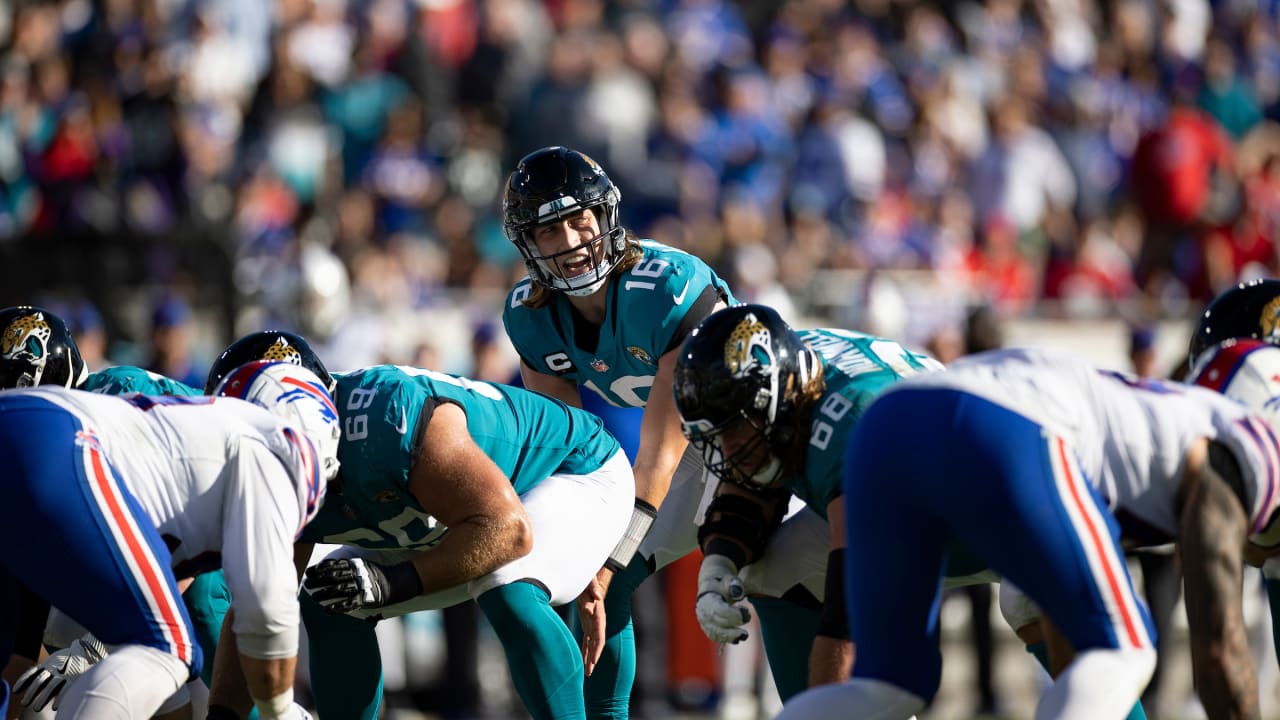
382 561 425 605
605 499 658 572
816 548 849 640
253 689 294 720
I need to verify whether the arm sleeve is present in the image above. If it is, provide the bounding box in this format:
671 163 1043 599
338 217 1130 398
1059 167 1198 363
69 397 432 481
220 437 304 659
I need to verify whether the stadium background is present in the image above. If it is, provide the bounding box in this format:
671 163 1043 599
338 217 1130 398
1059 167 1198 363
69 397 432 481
1 0 1278 716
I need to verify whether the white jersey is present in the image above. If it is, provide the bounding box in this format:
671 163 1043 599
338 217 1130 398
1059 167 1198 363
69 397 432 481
892 348 1280 545
26 387 322 659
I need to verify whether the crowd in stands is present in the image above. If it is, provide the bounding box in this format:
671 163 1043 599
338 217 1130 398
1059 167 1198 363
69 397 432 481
0 0 1277 363
3 0 1278 715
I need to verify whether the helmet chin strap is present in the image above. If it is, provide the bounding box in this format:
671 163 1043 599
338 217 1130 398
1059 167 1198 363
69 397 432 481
747 455 783 487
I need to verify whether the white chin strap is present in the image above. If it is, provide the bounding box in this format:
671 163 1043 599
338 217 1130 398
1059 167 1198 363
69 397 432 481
562 275 611 296
748 455 782 487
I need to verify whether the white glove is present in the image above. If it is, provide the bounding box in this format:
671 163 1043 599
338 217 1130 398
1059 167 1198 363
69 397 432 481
13 633 108 711
696 554 751 644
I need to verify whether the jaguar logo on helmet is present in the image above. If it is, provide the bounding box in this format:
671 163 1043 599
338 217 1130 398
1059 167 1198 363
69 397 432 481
1 308 51 379
261 336 305 365
1261 295 1280 341
724 313 774 377
2 312 51 365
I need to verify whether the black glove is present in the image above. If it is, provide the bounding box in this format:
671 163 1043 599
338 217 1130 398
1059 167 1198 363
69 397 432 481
303 558 422 614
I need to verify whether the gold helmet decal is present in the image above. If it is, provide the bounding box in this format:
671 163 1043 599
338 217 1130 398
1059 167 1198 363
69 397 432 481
260 336 304 365
1262 295 1280 340
724 312 774 377
2 312 51 363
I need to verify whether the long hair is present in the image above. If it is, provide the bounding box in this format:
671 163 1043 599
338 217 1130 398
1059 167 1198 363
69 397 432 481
775 352 827 477
522 230 645 309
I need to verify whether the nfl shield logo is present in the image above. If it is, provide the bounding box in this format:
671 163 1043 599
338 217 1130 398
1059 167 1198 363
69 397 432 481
590 358 610 373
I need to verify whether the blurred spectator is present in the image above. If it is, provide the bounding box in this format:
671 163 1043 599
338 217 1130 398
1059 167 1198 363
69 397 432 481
1128 323 1159 378
1130 67 1237 300
728 243 798 322
11 0 1280 712
1200 35 1264 139
146 295 203 388
66 300 107 371
957 303 1006 717
969 94 1077 237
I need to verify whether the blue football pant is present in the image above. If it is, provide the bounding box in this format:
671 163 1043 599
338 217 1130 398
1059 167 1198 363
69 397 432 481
842 388 1155 701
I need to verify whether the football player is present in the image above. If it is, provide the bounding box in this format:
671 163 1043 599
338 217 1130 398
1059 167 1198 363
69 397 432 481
504 147 806 715
1185 278 1280 669
672 304 950 694
676 306 1151 720
203 333 634 720
778 345 1280 719
1 307 247 719
0 305 86 719
0 360 339 719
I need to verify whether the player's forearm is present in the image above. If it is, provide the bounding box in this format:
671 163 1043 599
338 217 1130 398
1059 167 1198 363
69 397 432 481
1186 577 1259 719
1181 457 1259 719
631 426 685 510
411 511 533 594
1184 547 1258 719
240 654 299 718
208 610 255 718
632 419 687 510
807 636 854 688
632 353 688 509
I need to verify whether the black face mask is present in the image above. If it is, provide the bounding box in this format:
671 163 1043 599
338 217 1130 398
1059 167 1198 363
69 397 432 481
0 359 40 389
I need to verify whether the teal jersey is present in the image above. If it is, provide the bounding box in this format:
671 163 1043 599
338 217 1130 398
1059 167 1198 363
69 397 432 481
786 329 943 518
83 366 201 397
301 365 621 549
503 240 736 408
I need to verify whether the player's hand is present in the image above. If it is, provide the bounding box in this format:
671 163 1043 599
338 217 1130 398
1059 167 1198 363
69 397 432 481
303 558 398 614
13 633 108 711
696 554 750 644
576 572 609 676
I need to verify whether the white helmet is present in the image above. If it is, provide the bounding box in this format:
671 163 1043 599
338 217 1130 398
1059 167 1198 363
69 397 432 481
1190 338 1280 546
213 359 342 494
